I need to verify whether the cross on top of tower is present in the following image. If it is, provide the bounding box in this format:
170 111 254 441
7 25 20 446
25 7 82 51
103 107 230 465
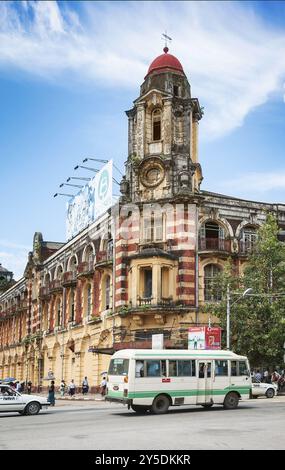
162 31 172 53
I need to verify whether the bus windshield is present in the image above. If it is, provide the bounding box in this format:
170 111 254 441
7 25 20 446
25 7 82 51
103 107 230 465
108 358 129 376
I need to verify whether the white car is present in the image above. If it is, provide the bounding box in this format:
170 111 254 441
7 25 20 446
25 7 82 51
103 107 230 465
251 379 278 398
0 384 50 415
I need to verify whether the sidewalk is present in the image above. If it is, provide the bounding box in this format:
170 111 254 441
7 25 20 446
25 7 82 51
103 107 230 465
35 392 106 401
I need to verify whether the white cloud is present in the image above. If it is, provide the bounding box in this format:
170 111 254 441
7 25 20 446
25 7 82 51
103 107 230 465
0 241 30 280
0 1 285 138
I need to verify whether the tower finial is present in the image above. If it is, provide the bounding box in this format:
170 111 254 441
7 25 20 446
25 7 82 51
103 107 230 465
162 31 172 53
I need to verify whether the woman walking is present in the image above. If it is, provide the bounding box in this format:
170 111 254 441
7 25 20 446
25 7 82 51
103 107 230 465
48 380 55 406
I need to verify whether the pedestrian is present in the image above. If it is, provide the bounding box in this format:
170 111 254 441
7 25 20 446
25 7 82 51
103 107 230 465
60 379 66 397
16 381 22 393
254 370 262 382
100 377 107 397
263 370 269 383
68 379 76 397
48 380 55 406
82 376 89 395
27 380 32 394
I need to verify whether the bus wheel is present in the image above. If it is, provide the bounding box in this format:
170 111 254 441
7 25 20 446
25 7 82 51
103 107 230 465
223 392 239 410
151 395 170 415
131 405 149 414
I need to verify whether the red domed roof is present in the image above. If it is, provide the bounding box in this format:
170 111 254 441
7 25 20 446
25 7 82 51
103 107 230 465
146 47 184 78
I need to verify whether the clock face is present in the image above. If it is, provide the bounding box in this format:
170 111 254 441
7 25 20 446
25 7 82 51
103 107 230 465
146 168 161 184
140 159 165 188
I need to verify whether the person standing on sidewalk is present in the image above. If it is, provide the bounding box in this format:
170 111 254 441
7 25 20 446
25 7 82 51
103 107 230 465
60 379 66 397
82 377 89 395
68 379 76 397
48 380 55 406
100 377 107 397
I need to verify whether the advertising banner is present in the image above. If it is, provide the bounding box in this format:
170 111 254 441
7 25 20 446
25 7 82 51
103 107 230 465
66 160 113 240
188 326 221 350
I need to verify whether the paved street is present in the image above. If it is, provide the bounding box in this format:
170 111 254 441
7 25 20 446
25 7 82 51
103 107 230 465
0 396 284 450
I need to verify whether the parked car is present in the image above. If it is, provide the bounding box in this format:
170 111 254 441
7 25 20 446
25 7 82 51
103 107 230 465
0 384 50 415
251 379 278 398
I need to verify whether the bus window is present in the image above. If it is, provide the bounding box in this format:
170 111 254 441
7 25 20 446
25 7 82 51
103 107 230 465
231 361 237 376
169 360 177 377
135 360 144 378
198 363 205 378
178 360 195 377
215 360 228 376
108 358 129 376
146 360 166 377
146 360 160 377
238 361 248 376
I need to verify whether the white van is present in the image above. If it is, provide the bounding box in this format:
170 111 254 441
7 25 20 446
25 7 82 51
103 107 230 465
106 349 251 414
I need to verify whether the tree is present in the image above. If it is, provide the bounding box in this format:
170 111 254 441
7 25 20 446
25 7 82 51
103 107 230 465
206 213 285 368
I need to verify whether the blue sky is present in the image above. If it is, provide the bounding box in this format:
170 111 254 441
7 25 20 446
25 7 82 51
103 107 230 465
0 0 285 279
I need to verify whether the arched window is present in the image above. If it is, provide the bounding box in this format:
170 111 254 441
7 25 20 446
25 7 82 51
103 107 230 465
56 299 61 326
204 264 222 302
152 109 161 141
105 276 111 310
199 221 225 251
69 290 75 322
86 284 92 317
241 226 257 254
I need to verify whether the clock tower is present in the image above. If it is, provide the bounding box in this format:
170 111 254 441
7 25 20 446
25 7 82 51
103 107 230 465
120 46 203 204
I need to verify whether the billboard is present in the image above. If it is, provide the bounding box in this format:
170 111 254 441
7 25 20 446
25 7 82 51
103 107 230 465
188 327 221 350
66 160 113 240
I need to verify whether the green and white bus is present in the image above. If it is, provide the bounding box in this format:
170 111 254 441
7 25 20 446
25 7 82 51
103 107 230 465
106 349 251 414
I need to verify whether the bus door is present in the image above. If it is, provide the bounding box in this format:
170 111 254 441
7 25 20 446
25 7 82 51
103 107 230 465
197 361 212 404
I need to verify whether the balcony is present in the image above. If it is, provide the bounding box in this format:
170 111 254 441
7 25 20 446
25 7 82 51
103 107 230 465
77 261 94 278
239 240 256 255
198 238 231 253
95 250 113 267
62 271 77 287
18 300 28 312
49 279 63 293
39 286 51 300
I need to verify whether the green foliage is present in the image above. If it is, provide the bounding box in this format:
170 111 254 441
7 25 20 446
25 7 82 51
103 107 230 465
205 214 285 368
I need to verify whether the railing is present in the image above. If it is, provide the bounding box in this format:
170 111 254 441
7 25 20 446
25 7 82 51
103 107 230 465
77 261 94 275
39 286 51 298
137 296 153 306
49 279 63 292
95 250 113 264
198 238 231 252
62 271 77 286
239 240 256 254
136 296 177 308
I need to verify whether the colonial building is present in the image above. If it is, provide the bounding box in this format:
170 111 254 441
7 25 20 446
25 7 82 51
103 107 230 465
1 47 285 390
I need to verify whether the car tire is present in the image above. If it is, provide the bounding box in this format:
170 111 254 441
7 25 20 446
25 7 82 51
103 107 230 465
151 395 170 414
24 401 41 415
223 392 239 410
265 388 275 399
131 405 149 414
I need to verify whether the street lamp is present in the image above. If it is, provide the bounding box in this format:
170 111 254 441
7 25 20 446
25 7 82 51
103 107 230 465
226 285 253 350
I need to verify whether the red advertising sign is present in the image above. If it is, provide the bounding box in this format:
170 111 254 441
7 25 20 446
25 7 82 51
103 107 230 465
205 327 221 349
